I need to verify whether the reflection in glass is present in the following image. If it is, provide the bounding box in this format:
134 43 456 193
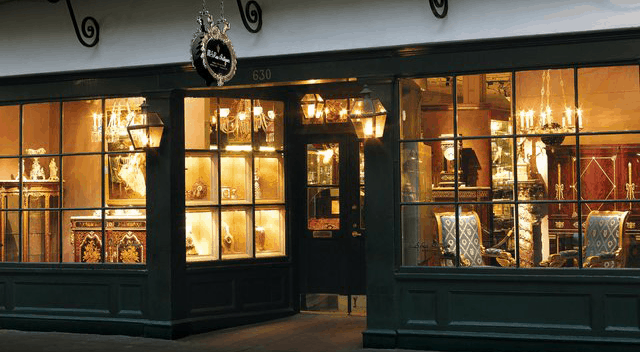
255 206 285 257
307 143 339 186
186 209 218 261
62 155 101 208
491 138 514 200
401 142 431 202
308 187 339 230
221 207 252 259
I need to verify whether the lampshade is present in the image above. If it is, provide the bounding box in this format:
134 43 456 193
300 93 325 120
349 85 387 139
127 102 164 150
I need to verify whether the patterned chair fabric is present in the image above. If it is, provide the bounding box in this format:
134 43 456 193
584 211 628 268
436 212 483 266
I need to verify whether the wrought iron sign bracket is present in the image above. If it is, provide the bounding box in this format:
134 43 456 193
429 0 448 19
49 0 99 47
236 0 262 33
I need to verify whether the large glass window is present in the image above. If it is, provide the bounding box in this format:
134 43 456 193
0 98 147 264
401 66 640 269
184 97 286 262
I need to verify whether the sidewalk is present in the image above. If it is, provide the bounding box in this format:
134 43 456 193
0 313 427 352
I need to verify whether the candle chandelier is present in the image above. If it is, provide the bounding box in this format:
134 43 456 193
90 100 142 144
518 69 584 135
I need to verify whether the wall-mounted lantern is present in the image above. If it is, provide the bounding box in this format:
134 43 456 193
349 85 387 139
127 102 165 150
300 93 325 121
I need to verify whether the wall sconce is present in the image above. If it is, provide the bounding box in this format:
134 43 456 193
300 93 325 120
127 102 165 150
349 85 387 139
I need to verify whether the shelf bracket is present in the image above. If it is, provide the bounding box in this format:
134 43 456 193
49 0 99 48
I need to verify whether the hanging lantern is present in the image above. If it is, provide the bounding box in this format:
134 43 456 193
349 85 387 139
300 94 325 120
127 102 165 150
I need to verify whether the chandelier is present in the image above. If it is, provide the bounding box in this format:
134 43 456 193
91 100 141 145
212 99 277 149
518 69 583 136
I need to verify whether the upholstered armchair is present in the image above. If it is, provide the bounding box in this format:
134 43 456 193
434 211 516 267
540 210 629 268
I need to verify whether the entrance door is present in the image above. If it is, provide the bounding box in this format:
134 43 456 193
296 134 366 309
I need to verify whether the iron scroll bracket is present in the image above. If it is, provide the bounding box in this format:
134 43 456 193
49 0 99 48
237 0 262 33
429 0 448 19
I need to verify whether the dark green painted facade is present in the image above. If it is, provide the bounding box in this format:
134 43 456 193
0 28 640 350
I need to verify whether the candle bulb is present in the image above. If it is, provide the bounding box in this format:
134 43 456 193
520 111 525 130
577 109 583 128
562 115 566 127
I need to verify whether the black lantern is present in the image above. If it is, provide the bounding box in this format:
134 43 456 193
127 102 164 150
349 85 387 139
300 93 325 121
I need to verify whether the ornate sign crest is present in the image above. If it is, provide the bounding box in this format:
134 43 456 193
191 2 237 86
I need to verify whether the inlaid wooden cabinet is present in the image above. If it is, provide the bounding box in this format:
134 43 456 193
0 180 60 262
70 214 146 263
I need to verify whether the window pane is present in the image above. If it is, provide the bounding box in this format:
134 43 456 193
0 105 20 156
63 99 102 153
23 102 60 154
516 69 574 135
528 202 575 268
0 159 20 200
219 98 252 149
1 210 20 262
220 154 251 204
492 137 515 201
253 100 284 150
255 206 285 257
105 152 146 206
185 154 218 205
185 97 216 150
457 73 513 137
324 99 349 123
221 207 252 259
255 153 284 203
400 77 453 140
62 155 101 208
578 65 640 133
65 209 103 263
24 209 59 263
186 208 218 261
402 204 455 267
104 97 145 152
400 142 432 203
517 137 571 202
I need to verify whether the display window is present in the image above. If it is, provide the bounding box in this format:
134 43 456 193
184 97 286 262
400 65 640 269
0 98 147 264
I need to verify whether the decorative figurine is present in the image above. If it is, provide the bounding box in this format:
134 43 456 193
49 159 59 181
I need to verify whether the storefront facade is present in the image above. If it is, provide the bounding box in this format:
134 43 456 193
2 1 640 350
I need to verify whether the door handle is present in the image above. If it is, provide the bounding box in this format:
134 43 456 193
351 231 362 237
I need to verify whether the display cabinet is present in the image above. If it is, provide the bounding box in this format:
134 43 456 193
0 180 60 262
70 211 146 263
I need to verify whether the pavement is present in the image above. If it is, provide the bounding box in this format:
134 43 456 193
0 313 428 352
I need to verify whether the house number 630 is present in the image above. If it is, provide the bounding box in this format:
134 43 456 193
252 69 272 81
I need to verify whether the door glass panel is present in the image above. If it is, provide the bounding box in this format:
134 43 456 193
307 143 339 186
308 187 340 230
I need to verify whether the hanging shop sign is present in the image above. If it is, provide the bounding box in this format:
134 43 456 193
191 1 237 86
